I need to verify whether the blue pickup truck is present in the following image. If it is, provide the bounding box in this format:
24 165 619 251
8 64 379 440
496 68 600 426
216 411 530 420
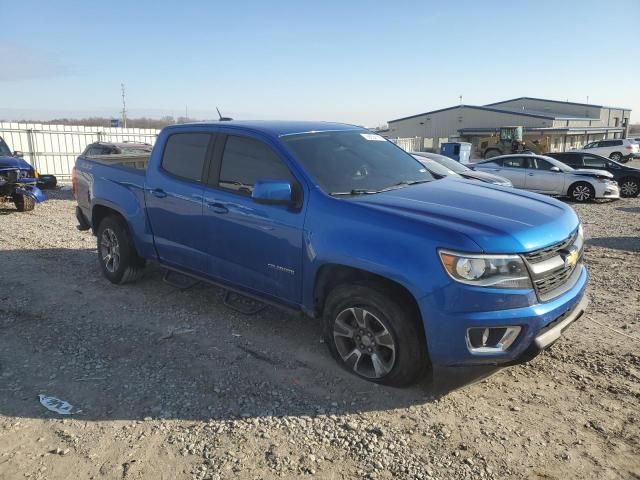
74 121 588 386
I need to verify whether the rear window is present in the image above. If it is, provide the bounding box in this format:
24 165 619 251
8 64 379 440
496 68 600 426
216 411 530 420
161 133 211 182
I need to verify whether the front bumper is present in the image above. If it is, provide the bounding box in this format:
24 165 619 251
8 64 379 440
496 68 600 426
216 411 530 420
594 182 620 199
419 265 589 367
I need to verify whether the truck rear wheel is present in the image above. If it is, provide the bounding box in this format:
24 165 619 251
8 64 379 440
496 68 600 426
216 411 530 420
97 216 145 284
14 194 35 212
323 283 428 387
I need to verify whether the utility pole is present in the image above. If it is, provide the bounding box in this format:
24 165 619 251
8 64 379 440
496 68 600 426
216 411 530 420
121 83 127 128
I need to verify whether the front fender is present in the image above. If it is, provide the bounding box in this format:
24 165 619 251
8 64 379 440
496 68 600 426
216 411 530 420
16 185 46 203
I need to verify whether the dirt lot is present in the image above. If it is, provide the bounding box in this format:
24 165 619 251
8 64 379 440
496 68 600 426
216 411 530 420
0 179 639 480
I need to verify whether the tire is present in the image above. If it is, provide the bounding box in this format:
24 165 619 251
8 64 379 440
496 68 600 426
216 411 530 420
619 178 640 197
96 215 145 284
484 149 502 159
14 194 35 212
569 182 595 202
609 152 622 162
323 283 428 387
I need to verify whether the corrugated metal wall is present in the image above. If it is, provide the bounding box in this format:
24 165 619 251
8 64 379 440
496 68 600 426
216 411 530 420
0 122 159 179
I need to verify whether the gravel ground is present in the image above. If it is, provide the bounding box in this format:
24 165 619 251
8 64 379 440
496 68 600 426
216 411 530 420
0 177 639 480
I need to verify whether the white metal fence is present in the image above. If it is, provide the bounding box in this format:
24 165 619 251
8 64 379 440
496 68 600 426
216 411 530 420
0 122 160 179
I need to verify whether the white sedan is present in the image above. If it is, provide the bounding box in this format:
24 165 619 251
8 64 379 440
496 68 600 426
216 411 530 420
472 154 619 202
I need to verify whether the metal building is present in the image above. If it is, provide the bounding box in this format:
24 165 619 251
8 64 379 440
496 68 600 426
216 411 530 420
383 97 631 157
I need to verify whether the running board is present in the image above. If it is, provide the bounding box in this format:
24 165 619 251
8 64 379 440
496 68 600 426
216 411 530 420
223 290 267 315
163 269 201 290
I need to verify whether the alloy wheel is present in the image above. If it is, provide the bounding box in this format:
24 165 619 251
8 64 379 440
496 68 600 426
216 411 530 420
100 228 121 273
572 185 592 201
620 180 639 197
333 307 396 379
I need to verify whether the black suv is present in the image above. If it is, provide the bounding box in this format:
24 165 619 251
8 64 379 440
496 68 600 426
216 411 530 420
548 151 640 197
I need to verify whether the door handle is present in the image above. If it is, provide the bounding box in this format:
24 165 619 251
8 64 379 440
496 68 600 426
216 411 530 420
528 173 535 176
206 201 228 214
151 188 167 198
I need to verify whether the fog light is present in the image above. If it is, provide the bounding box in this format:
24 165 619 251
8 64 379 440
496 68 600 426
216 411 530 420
466 326 521 354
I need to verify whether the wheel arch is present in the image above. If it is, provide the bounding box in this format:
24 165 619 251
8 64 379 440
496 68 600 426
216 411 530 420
313 264 423 328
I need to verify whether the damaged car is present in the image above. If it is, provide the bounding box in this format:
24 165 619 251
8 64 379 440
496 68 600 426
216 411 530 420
0 138 46 211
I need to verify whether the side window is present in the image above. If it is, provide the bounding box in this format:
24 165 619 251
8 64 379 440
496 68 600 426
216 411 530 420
503 157 526 168
583 156 607 168
530 158 553 170
218 135 293 195
161 133 211 182
558 155 580 167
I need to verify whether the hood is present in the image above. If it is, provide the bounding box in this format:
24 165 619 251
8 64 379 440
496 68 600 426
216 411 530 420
0 155 33 171
570 168 614 179
352 178 579 254
459 170 511 185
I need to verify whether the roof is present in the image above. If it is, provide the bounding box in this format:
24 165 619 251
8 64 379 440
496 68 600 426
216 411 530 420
173 120 363 137
388 104 557 123
485 97 631 111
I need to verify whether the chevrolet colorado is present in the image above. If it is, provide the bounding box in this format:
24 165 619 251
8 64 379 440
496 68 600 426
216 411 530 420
74 121 588 386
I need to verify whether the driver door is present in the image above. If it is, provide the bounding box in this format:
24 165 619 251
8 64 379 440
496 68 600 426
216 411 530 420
202 133 306 304
524 157 565 194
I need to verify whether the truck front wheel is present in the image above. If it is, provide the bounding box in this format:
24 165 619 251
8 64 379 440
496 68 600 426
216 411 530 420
14 194 35 212
323 283 428 387
96 216 145 284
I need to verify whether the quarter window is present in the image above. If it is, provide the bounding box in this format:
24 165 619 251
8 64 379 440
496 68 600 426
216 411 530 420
161 133 211 182
218 135 293 195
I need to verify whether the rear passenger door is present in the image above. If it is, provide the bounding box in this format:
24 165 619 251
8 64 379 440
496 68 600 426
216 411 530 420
145 132 214 275
202 133 306 304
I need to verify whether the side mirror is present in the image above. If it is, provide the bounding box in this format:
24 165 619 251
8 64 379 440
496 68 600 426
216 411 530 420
550 166 561 172
252 179 294 206
13 150 24 158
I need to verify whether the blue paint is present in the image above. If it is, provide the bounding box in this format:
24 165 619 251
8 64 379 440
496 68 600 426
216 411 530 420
75 121 588 368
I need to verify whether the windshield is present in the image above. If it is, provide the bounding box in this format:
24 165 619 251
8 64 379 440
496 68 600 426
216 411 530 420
282 131 433 195
424 153 469 173
540 155 574 172
0 138 12 156
415 157 462 177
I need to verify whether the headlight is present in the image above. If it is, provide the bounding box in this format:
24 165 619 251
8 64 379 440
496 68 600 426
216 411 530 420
439 250 532 289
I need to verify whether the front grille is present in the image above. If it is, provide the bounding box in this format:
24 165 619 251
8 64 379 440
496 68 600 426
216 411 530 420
524 230 577 264
0 169 19 183
533 264 576 295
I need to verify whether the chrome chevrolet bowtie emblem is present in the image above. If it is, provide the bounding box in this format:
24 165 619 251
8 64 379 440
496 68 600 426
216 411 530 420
563 246 579 268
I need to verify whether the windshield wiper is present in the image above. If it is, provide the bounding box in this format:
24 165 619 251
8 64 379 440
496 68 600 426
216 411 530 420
329 189 379 196
377 179 432 192
330 180 432 197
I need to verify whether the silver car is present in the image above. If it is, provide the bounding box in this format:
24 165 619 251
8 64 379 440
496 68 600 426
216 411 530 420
472 154 619 202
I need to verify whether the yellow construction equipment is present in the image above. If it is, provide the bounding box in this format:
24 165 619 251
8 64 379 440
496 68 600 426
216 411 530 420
478 126 551 159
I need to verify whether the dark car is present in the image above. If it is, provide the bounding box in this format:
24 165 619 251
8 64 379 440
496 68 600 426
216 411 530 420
412 151 513 187
548 151 640 197
82 141 153 156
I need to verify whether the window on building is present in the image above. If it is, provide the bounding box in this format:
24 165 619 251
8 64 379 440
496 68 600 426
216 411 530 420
161 133 211 182
218 135 294 195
